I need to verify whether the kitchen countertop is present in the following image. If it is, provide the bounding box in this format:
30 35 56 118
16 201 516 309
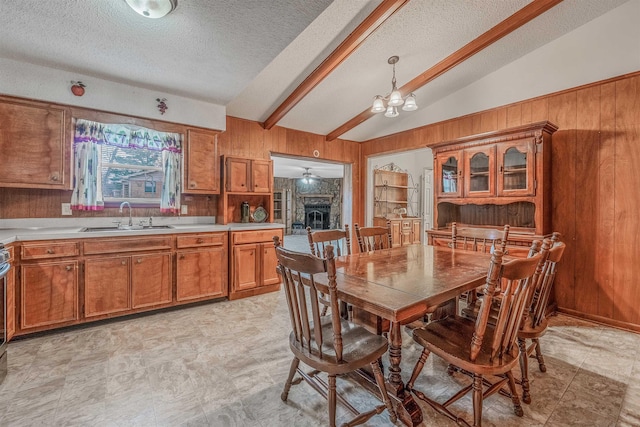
0 221 285 245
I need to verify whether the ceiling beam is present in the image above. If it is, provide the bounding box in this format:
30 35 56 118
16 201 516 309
262 0 410 130
326 0 564 141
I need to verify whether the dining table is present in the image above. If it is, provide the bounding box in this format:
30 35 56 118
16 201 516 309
316 244 495 426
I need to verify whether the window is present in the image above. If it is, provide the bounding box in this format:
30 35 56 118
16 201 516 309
71 119 183 212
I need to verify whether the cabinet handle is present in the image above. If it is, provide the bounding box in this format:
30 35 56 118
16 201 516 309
196 238 204 244
179 254 185 260
46 249 54 254
51 174 59 181
121 260 126 265
190 182 196 188
137 258 142 264
499 166 504 174
66 265 72 271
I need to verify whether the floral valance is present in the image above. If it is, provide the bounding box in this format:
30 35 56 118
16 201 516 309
74 119 181 153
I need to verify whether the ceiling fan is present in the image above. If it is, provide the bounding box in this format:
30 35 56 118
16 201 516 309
301 167 322 184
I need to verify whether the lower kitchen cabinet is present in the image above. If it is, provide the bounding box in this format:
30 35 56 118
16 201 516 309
85 253 172 318
20 260 78 329
230 228 283 300
176 232 228 302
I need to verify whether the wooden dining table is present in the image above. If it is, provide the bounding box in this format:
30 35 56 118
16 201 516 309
316 244 494 426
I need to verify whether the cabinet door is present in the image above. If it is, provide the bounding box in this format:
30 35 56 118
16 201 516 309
400 220 412 246
84 257 130 318
226 158 250 192
251 160 272 193
21 261 78 329
464 145 495 197
184 130 219 194
261 244 280 286
412 220 422 245
176 247 227 301
233 244 259 291
497 140 535 196
131 253 172 308
435 150 463 198
6 266 15 340
0 101 68 189
390 221 402 248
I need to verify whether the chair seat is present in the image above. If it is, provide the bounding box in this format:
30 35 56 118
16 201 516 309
412 315 519 375
518 316 548 339
290 317 389 375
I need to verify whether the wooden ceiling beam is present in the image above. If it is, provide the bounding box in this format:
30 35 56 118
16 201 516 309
326 0 564 141
262 0 410 130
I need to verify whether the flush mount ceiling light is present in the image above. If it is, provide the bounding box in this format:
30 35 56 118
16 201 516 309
371 56 418 118
124 0 177 18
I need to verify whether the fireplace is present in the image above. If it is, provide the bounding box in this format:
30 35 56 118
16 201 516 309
305 204 331 230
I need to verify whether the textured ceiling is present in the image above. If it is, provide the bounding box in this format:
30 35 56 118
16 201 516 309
0 0 633 142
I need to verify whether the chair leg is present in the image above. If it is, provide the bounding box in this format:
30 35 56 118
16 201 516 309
281 357 300 401
533 339 547 372
505 370 524 417
472 374 483 427
407 348 430 390
328 374 337 427
518 338 531 404
371 359 397 423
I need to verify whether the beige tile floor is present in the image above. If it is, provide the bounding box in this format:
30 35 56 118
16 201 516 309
0 236 637 426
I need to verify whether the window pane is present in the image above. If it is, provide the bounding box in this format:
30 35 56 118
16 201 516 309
101 145 162 168
102 166 163 199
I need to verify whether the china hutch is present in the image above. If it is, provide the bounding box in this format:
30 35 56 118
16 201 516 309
427 121 558 255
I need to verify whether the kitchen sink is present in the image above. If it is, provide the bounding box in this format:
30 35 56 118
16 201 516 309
80 225 174 232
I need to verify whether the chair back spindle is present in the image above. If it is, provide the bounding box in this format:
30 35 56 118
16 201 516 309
451 222 510 254
306 225 351 257
529 241 565 328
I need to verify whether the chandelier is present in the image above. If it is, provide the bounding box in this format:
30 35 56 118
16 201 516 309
371 56 417 118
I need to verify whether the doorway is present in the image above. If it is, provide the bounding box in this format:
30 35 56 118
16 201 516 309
271 155 350 237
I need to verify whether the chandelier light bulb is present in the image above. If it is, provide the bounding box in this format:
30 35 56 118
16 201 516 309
124 0 177 18
388 89 404 107
384 106 399 118
371 96 386 113
402 93 418 111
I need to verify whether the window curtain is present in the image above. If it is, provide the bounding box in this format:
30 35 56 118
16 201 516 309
71 120 105 210
71 119 182 212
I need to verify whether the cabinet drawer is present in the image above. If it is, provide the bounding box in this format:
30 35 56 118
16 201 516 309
84 237 172 255
21 241 79 260
401 221 412 229
176 233 226 248
232 229 283 245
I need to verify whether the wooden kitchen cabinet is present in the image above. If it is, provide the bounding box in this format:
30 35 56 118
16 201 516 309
434 149 464 198
176 232 227 302
183 129 219 194
230 228 283 300
0 97 69 189
224 156 272 193
83 237 173 319
20 260 78 329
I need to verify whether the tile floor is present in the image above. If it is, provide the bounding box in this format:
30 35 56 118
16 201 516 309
0 235 638 426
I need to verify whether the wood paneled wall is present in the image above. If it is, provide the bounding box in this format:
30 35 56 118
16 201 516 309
0 113 363 227
362 71 640 332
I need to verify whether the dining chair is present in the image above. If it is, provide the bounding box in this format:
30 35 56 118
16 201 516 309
354 222 392 252
307 225 351 316
273 237 396 427
517 234 565 404
450 222 511 308
406 248 543 426
306 225 351 257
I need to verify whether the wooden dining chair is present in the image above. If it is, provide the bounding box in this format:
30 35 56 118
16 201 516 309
354 222 392 252
406 248 543 426
306 225 351 257
518 235 565 404
273 237 396 427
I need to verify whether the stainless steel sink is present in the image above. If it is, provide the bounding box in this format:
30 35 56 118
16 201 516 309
80 225 174 232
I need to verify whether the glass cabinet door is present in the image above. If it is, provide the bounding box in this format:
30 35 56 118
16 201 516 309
464 145 495 197
435 150 463 198
497 140 535 196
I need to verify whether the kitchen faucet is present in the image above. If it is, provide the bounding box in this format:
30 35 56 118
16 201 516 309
119 201 133 227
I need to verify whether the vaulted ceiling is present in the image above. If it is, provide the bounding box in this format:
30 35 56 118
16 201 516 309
0 0 634 142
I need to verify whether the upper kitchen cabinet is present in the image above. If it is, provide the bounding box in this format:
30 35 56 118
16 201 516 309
0 96 70 189
224 156 272 193
183 129 219 194
429 121 557 236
